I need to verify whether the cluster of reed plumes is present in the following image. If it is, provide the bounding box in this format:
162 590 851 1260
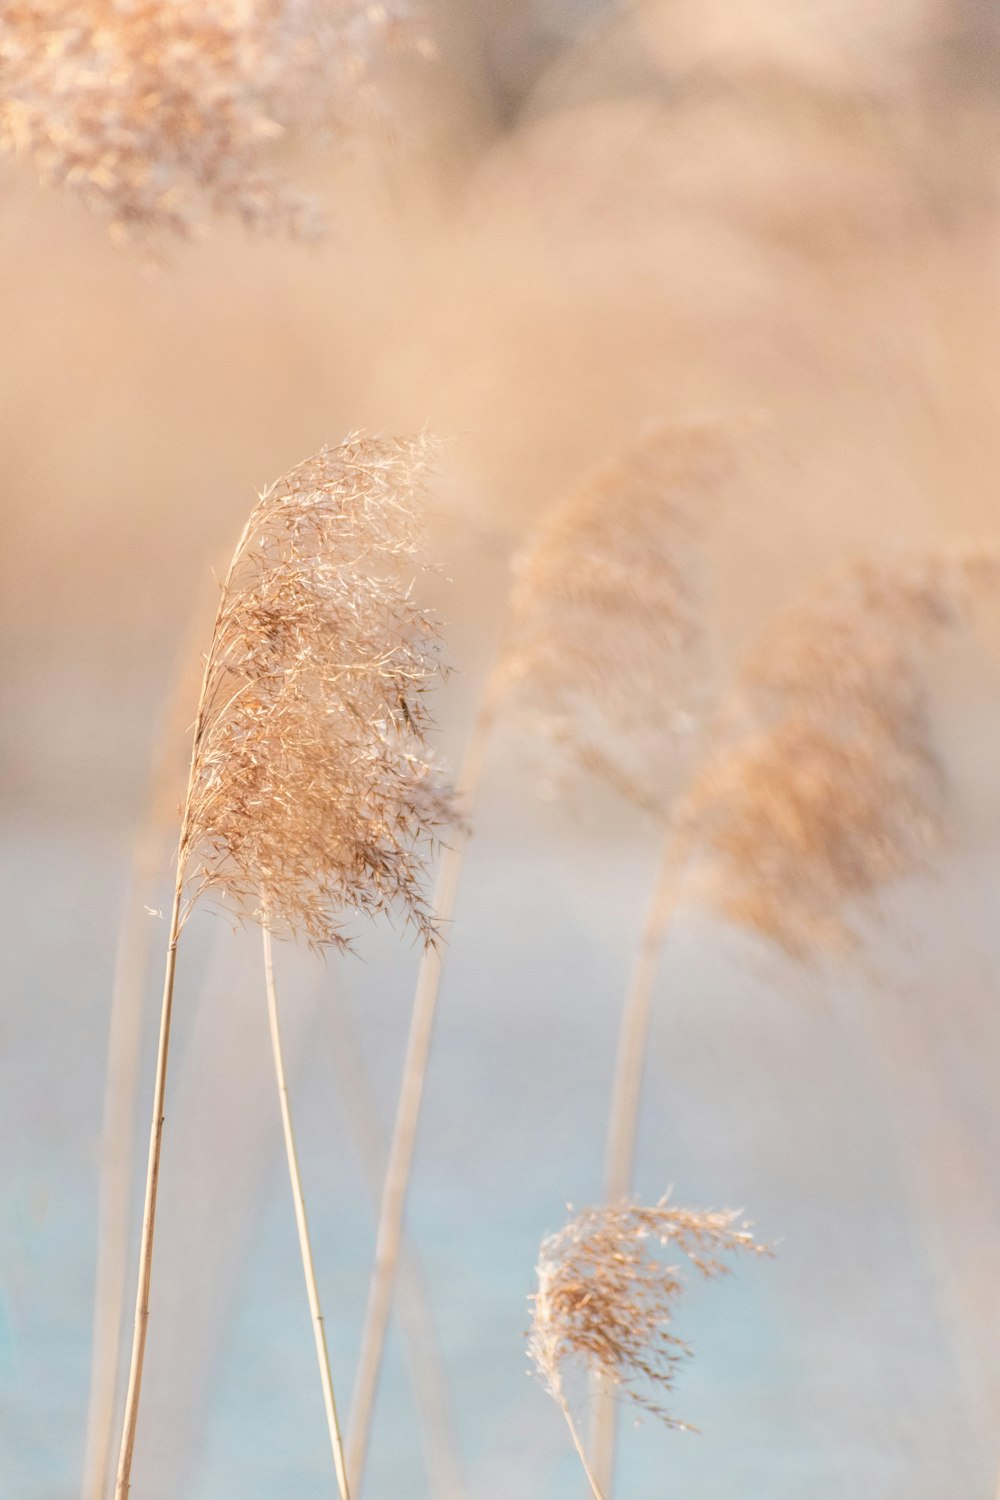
95 403 1000 1500
0 0 382 237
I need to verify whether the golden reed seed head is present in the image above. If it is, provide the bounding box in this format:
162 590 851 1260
498 423 730 815
179 432 456 949
529 1198 766 1429
677 542 1000 957
0 0 386 239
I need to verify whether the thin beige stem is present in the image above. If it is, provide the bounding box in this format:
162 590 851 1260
113 555 244 1500
263 918 352 1500
113 874 184 1500
82 828 163 1500
557 1387 606 1500
83 600 208 1500
322 989 466 1500
347 696 496 1495
590 821 682 1500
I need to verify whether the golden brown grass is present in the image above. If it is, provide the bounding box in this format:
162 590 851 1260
500 421 728 812
679 543 1000 956
115 433 454 1500
530 1198 766 1500
0 0 378 239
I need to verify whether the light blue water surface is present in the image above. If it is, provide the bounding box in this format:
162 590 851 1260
2 799 999 1500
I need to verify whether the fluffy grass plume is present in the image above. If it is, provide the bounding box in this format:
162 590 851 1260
529 1199 765 1500
499 422 728 813
115 432 453 1500
679 543 1000 956
181 434 454 946
0 0 385 239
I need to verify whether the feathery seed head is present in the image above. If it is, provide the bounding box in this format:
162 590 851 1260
529 1198 765 1429
500 423 729 814
678 542 1000 956
0 0 391 238
180 432 455 948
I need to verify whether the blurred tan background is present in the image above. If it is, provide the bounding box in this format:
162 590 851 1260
4 2 1000 1497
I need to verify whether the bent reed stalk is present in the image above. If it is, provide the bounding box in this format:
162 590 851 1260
114 434 454 1500
347 686 497 1495
262 917 351 1500
83 597 211 1500
322 986 466 1500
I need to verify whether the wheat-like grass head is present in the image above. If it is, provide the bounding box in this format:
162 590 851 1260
529 1198 765 1429
179 433 455 949
499 423 729 814
0 0 388 238
678 542 1000 956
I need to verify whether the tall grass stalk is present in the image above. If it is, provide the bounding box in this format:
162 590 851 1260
263 917 351 1500
323 986 465 1500
347 695 496 1494
114 436 453 1498
83 603 209 1500
588 825 685 1496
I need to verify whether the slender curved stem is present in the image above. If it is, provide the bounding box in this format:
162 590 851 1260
263 919 352 1500
589 821 681 1499
82 826 163 1500
322 989 466 1500
83 600 208 1500
347 697 496 1494
113 875 184 1500
557 1387 606 1500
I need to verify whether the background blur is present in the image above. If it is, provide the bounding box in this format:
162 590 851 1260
4 0 1000 1496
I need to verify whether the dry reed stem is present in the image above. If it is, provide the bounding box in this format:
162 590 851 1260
82 603 207 1500
499 422 729 814
322 986 466 1500
115 433 454 1500
347 692 495 1495
530 1198 766 1479
0 0 385 239
678 542 1000 956
263 916 352 1500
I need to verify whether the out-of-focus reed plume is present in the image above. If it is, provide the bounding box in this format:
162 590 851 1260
115 433 454 1500
529 1198 766 1500
0 0 390 239
678 543 1000 956
500 422 728 813
347 423 728 1495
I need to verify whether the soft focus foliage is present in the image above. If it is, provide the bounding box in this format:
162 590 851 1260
499 424 729 813
0 0 388 238
180 433 455 947
529 1198 764 1428
679 544 1000 955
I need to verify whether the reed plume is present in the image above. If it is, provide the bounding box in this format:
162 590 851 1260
676 543 1000 1474
529 1198 766 1500
346 423 725 1495
0 0 379 239
115 433 453 1500
500 422 727 813
678 543 1000 955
